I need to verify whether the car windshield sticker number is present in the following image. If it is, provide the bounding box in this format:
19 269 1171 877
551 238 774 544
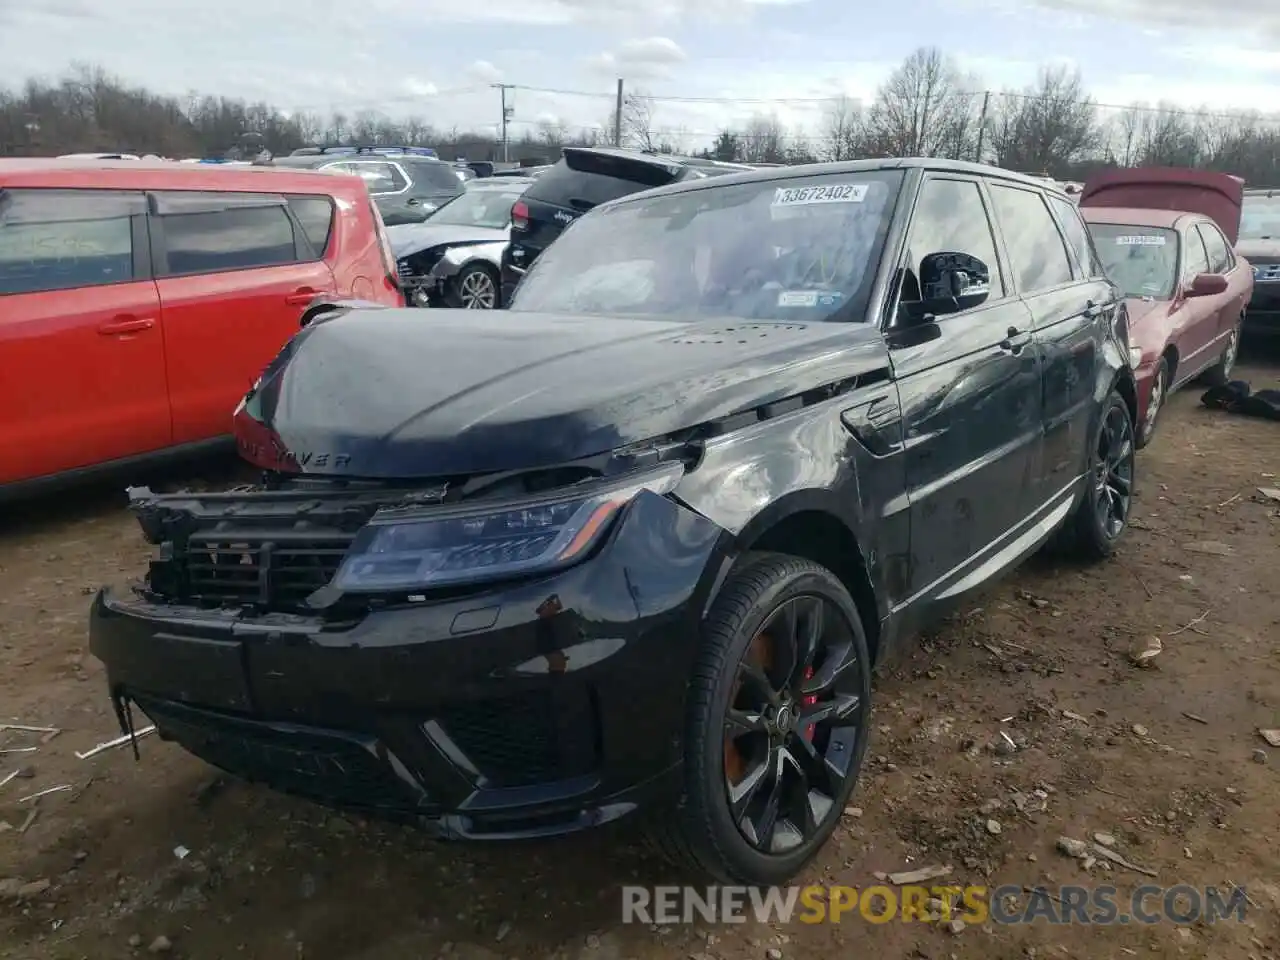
772 184 868 207
1115 235 1166 246
777 290 844 308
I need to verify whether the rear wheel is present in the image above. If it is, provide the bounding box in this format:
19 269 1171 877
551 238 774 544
1201 320 1240 387
650 552 872 885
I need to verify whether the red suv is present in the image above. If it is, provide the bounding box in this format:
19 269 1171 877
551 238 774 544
0 159 403 497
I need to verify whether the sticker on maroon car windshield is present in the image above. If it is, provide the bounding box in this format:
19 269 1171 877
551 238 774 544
1114 235 1167 245
772 184 868 206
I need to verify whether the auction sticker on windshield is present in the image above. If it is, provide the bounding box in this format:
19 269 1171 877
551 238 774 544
1114 235 1167 245
773 184 868 206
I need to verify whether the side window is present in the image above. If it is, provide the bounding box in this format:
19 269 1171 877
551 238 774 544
287 195 335 256
0 189 136 295
901 177 1005 304
1181 228 1210 285
345 161 406 195
161 205 297 275
1196 223 1232 274
1047 195 1102 278
988 184 1075 294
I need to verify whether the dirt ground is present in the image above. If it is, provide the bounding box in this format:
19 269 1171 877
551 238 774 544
2 352 1278 960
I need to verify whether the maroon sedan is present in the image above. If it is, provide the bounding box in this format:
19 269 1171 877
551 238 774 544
1081 168 1254 446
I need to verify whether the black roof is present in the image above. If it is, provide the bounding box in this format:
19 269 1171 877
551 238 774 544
590 157 1072 210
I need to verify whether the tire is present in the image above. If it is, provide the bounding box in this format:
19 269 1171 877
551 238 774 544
447 263 500 309
649 551 872 885
1200 318 1241 387
1136 356 1169 449
1060 386 1136 561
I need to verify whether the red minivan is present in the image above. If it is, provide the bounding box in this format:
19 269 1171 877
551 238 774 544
0 159 404 497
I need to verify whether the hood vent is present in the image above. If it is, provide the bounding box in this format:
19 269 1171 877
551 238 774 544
665 323 808 346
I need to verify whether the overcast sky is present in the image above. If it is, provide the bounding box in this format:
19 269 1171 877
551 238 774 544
1 0 1276 145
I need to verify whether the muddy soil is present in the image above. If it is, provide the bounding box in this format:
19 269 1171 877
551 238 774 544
2 356 1278 960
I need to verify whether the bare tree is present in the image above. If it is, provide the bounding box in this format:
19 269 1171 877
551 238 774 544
986 67 1100 177
822 94 863 161
738 114 788 163
536 118 569 148
863 47 977 158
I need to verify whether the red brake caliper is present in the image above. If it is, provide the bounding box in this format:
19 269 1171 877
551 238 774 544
802 666 817 741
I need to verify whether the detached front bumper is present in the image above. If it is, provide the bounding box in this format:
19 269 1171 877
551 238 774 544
89 493 726 839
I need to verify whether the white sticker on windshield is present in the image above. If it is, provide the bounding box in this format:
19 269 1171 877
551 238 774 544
777 290 844 308
1115 235 1166 245
772 184 868 206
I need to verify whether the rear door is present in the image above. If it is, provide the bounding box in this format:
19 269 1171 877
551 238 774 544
0 187 171 486
150 190 336 445
1196 220 1248 342
1171 224 1219 374
509 151 684 268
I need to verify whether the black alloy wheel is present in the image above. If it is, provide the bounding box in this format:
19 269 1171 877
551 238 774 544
650 552 872 885
723 595 864 855
1094 400 1135 541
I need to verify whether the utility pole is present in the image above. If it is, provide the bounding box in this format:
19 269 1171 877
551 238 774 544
975 91 991 163
492 83 514 163
614 78 624 148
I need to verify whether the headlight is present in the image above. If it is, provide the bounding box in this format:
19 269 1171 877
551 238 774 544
332 463 684 592
1129 346 1143 368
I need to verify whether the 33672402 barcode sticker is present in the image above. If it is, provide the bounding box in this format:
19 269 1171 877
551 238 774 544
772 183 869 206
1114 235 1166 246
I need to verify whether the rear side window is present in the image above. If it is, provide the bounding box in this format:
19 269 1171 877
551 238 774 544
324 161 406 195
1047 195 1102 278
988 184 1075 293
287 195 335 255
1196 222 1233 273
410 161 467 191
161 205 297 275
526 155 678 210
0 188 137 295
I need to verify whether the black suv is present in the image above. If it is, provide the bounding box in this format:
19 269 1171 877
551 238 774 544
1239 187 1280 337
89 159 1136 887
267 148 464 226
499 147 752 303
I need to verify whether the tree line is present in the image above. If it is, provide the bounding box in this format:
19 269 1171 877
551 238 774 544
3 53 1278 185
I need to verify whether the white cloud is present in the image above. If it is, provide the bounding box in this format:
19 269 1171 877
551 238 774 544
586 37 688 80
1021 0 1280 40
401 78 439 97
465 60 504 84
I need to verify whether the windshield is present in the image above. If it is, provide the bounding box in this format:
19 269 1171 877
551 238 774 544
1240 193 1280 241
508 170 904 322
1087 224 1179 299
429 187 525 229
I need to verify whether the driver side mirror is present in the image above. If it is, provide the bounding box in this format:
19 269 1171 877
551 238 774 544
901 252 992 323
1185 272 1227 298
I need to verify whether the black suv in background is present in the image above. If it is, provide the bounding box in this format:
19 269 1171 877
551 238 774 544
1239 187 1280 337
498 147 752 303
90 159 1136 888
267 149 464 225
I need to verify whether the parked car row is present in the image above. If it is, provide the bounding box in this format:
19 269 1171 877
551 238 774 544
90 156 1148 890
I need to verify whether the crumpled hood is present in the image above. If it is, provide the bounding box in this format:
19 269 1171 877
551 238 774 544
234 308 889 478
388 222 509 259
1235 238 1280 263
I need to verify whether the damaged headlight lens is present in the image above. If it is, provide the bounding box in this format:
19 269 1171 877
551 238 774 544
332 463 684 592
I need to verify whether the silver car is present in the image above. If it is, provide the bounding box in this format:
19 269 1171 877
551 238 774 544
389 177 533 309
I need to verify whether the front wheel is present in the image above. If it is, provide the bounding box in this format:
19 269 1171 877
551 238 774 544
448 263 500 309
1137 356 1169 449
1201 321 1241 387
651 552 872 885
1061 386 1136 560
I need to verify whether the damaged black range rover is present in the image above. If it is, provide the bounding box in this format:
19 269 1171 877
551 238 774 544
90 158 1137 885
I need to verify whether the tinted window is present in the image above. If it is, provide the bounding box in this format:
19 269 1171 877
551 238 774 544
162 205 297 274
525 156 679 210
1048 195 1102 278
1181 228 1210 285
0 189 135 295
1087 224 1178 299
988 184 1075 293
902 178 1005 302
511 171 905 323
1197 222 1232 273
409 160 468 191
287 195 335 255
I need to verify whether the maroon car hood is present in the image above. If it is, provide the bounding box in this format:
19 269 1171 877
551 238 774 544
1081 168 1243 245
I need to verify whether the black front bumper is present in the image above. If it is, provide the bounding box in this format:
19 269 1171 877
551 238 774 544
1245 284 1280 337
89 493 727 839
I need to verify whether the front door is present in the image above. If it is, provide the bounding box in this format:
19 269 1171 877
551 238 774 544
150 191 335 445
887 175 1042 599
0 188 171 486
